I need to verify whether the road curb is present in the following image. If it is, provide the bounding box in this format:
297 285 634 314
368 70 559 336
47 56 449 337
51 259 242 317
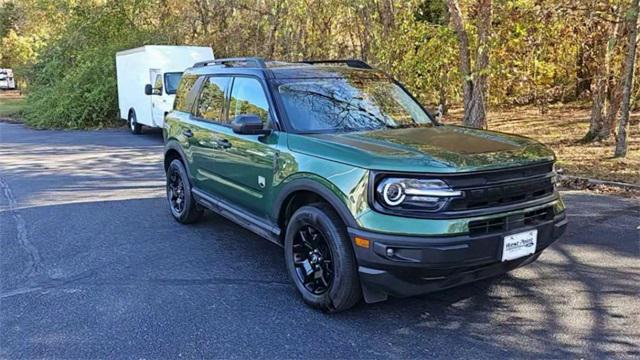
558 174 640 190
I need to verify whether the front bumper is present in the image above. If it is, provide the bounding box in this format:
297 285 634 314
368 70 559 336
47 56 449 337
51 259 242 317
348 211 567 303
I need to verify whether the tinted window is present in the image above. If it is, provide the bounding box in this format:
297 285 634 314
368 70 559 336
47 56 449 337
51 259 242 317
229 77 270 124
164 72 182 95
196 77 230 122
174 74 199 112
278 78 433 132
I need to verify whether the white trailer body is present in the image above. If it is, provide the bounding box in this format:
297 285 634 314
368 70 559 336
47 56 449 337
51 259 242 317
0 69 16 89
115 46 214 131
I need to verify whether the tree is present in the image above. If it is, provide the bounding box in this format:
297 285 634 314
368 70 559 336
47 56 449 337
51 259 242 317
582 2 625 142
446 0 493 129
614 0 639 157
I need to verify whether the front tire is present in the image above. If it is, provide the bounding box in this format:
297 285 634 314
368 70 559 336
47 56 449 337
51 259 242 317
284 203 362 312
128 110 142 135
166 159 203 224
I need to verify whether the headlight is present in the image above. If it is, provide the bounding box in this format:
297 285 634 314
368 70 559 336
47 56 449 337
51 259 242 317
375 178 462 212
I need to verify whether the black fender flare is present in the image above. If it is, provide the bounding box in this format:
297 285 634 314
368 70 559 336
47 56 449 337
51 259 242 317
272 178 359 229
164 140 192 179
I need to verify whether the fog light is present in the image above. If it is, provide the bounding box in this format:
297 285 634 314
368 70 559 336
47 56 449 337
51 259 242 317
386 248 394 257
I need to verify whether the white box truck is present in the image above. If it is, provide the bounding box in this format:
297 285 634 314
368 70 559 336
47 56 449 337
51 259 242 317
115 45 214 134
0 68 16 90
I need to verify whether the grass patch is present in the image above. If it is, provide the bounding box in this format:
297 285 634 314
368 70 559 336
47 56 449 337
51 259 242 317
0 92 25 118
444 105 640 185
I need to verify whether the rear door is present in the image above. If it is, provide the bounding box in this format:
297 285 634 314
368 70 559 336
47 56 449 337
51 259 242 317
209 76 279 217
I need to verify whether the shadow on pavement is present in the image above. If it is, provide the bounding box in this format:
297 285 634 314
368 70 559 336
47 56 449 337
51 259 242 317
1 193 638 358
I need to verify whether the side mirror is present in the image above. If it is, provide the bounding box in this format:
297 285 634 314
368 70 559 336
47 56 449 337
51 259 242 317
231 114 270 135
144 84 153 95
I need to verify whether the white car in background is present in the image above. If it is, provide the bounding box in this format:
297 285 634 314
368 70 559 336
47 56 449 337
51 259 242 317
0 68 16 90
115 45 214 134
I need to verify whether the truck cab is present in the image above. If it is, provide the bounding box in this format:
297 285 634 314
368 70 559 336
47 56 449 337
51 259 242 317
115 46 214 134
145 69 183 129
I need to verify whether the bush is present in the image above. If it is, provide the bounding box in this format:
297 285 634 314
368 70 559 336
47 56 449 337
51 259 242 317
23 2 162 129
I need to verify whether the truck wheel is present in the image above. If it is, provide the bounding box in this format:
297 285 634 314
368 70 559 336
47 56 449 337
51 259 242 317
284 203 362 312
166 159 203 224
128 111 142 135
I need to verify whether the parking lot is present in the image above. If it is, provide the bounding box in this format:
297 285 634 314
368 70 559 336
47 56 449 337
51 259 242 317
0 122 638 358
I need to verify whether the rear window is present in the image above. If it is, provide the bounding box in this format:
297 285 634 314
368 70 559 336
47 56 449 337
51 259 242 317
195 77 230 122
174 74 199 112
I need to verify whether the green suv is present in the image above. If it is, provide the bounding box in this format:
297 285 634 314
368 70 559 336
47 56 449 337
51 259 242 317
163 58 567 312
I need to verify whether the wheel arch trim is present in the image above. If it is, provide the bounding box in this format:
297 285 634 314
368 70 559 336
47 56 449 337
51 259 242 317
164 141 193 180
272 178 359 229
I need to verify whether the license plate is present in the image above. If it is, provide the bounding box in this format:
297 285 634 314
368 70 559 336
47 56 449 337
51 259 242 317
502 230 537 261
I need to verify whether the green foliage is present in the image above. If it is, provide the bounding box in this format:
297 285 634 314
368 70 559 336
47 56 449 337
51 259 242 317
2 0 639 129
415 0 448 25
0 97 25 117
0 1 18 38
23 1 162 128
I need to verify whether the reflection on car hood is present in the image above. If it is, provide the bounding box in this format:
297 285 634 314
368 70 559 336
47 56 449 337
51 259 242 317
288 125 555 173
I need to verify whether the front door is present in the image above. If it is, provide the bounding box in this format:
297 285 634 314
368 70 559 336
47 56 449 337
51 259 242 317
211 76 278 217
149 69 165 127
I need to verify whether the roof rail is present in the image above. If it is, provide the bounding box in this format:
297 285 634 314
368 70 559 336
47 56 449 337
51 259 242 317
297 59 372 69
193 57 267 68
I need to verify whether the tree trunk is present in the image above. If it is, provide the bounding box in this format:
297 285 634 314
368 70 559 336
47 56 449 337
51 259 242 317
585 72 606 141
598 9 624 140
602 82 623 138
447 0 492 128
576 43 592 98
615 0 639 157
446 0 473 119
439 67 448 116
466 0 492 129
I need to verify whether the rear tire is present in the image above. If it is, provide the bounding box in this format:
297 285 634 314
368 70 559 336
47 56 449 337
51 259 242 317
284 203 362 312
128 110 142 135
166 159 203 224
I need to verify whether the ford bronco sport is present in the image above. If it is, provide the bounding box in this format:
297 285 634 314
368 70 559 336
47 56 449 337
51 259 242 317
163 58 567 312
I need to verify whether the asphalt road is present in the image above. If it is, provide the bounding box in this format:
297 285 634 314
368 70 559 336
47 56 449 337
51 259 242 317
1 122 638 359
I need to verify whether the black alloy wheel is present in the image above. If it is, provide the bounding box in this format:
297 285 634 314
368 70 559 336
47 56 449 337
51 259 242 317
284 203 362 312
167 168 185 215
292 225 334 295
166 159 203 224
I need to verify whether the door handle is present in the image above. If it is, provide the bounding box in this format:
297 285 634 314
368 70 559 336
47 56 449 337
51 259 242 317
216 139 232 149
183 129 193 138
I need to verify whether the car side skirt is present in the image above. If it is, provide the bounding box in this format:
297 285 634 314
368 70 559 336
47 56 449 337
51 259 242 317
192 187 282 246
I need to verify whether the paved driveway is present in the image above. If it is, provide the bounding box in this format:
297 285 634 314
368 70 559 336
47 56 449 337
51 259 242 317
1 122 638 358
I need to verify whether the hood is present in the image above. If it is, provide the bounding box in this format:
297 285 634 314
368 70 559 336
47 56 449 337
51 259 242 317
287 125 555 173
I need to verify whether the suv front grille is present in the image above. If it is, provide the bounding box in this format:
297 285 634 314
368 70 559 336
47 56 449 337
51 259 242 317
449 176 555 211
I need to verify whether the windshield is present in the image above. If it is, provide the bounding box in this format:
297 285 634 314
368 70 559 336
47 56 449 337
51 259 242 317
277 77 433 132
164 72 183 95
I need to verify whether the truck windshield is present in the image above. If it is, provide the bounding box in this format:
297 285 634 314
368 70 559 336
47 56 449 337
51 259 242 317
164 72 183 95
277 77 433 133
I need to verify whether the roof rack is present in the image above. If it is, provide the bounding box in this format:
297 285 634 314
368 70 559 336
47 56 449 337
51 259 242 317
297 59 372 69
193 57 267 68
